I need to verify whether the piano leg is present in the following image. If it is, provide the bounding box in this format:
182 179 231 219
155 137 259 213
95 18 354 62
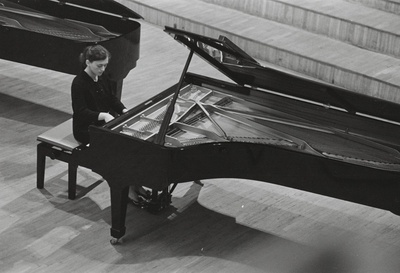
109 186 129 244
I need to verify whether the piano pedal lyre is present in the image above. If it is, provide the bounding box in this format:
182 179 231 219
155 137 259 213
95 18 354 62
146 183 177 213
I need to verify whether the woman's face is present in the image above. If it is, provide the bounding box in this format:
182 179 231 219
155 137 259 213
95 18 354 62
86 57 109 77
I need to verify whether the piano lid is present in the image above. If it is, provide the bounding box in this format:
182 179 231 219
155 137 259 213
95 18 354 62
0 2 116 42
5 0 143 19
164 26 400 124
0 0 141 79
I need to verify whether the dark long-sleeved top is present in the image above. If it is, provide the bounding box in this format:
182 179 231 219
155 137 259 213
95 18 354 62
71 71 125 144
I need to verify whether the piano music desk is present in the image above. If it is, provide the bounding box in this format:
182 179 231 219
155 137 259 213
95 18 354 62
36 119 82 200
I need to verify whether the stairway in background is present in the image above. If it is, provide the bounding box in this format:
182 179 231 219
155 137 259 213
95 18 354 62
119 0 400 107
346 0 400 15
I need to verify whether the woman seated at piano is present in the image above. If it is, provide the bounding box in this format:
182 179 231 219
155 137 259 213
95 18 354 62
71 44 150 206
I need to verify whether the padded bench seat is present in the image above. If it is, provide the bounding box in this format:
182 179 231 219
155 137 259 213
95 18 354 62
37 119 80 151
37 119 82 200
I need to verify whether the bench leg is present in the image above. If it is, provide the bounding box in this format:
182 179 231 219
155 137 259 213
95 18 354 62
68 163 78 200
37 144 46 189
37 141 80 200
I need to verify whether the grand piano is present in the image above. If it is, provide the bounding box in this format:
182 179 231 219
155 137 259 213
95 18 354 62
0 0 142 97
75 27 400 243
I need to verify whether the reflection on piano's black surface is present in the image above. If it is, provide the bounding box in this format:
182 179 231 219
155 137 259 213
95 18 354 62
0 3 118 42
77 27 400 243
0 0 142 97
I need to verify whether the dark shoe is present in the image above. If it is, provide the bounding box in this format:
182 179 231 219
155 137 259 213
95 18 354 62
129 196 145 208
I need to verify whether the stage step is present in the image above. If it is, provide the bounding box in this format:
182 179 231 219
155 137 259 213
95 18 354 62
346 0 400 15
120 0 400 106
201 0 400 58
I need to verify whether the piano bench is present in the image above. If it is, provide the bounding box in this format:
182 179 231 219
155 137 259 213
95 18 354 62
36 119 82 200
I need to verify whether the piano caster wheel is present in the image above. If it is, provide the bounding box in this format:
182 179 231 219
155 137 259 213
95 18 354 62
110 237 120 245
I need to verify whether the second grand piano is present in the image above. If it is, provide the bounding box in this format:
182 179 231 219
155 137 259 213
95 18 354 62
0 0 142 98
78 27 400 243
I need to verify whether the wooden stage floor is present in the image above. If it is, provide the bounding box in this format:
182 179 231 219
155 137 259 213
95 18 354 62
1 21 400 273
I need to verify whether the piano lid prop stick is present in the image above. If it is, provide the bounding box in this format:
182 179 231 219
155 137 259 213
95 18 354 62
154 48 195 145
196 101 229 139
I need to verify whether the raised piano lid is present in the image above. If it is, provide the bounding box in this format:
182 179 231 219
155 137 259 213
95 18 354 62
164 26 400 124
4 0 143 19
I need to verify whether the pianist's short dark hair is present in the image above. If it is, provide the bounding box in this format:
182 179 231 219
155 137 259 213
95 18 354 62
79 45 111 66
